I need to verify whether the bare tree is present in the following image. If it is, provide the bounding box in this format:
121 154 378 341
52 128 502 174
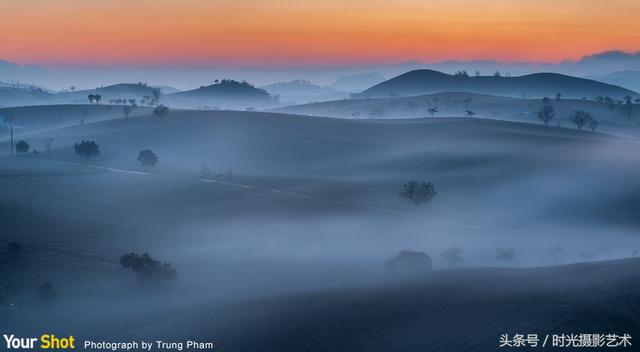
537 105 556 126
569 110 592 131
352 112 361 120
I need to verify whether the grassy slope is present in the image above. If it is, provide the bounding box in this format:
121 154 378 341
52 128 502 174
2 108 640 346
150 258 640 352
274 92 640 134
0 104 151 137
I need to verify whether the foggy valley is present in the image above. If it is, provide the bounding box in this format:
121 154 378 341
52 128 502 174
2 1 640 350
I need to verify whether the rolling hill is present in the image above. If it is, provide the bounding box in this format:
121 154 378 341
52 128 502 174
168 79 278 109
153 257 640 352
355 70 638 99
588 70 640 93
275 92 640 135
2 108 640 348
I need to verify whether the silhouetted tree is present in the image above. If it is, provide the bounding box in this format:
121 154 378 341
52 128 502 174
454 70 469 78
88 94 95 104
442 247 463 268
351 112 360 119
556 93 562 100
427 107 439 118
398 180 437 206
465 110 476 118
137 149 158 166
588 118 599 132
122 105 134 119
537 105 556 126
151 88 161 106
474 70 481 77
153 105 169 118
493 71 502 77
119 252 177 283
141 95 152 106
569 110 592 131
74 140 100 159
15 140 30 153
542 97 551 105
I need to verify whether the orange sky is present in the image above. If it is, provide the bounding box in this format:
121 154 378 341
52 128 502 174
1 0 639 67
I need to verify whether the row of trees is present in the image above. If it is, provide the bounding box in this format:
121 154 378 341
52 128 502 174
120 103 169 119
537 105 599 131
87 87 161 107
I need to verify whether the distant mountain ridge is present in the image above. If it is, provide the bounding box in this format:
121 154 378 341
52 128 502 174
356 70 638 99
587 70 640 93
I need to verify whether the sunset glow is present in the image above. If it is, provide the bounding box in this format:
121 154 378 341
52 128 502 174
1 0 639 67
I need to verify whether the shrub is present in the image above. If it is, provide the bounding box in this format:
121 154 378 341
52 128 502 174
74 140 100 159
153 105 169 118
37 282 57 303
137 149 159 166
8 241 23 255
119 252 177 283
15 140 30 153
398 180 437 206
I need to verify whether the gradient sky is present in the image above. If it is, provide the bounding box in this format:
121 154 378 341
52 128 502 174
1 0 639 68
